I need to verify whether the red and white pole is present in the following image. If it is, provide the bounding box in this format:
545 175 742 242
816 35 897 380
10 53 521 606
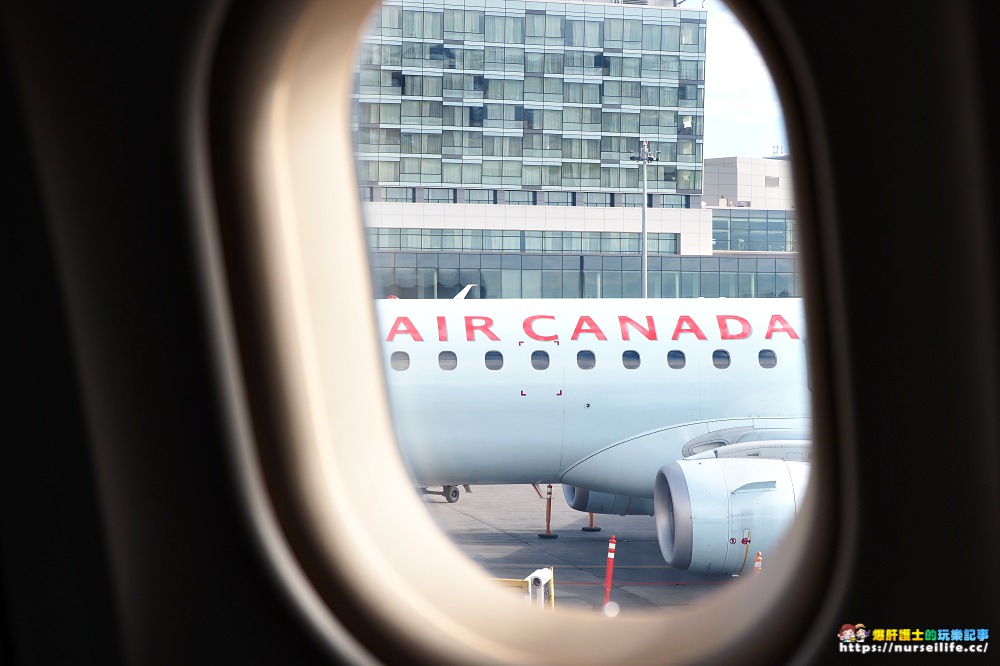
538 483 558 539
603 535 617 606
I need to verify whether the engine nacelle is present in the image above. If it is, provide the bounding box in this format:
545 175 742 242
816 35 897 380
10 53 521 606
563 485 653 516
653 458 809 574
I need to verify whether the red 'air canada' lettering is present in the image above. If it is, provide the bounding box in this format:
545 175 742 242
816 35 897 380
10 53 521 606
384 311 801 343
619 316 657 341
386 316 423 342
671 316 707 340
765 315 800 339
465 316 500 342
571 316 608 341
523 315 557 341
717 315 752 340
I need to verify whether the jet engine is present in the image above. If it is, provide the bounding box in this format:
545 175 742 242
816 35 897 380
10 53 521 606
562 485 653 516
653 457 809 574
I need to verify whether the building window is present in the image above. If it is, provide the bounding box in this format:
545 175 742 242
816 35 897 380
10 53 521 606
466 190 496 204
581 193 612 207
505 190 536 206
621 193 651 208
382 187 415 203
359 186 373 202
469 106 485 127
651 233 679 255
545 192 574 206
425 188 456 203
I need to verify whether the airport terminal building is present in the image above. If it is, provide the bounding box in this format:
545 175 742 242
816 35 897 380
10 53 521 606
353 0 799 298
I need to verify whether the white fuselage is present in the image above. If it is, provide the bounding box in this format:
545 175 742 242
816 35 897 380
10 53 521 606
376 298 810 490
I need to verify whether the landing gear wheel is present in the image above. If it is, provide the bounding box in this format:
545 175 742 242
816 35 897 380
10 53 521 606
445 485 460 503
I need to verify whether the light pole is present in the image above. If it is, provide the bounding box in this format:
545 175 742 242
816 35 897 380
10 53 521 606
630 140 658 298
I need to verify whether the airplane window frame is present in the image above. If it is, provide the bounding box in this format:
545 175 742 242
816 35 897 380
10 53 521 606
204 0 842 664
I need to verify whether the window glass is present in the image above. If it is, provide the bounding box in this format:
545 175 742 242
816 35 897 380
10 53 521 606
506 190 535 205
759 349 778 369
465 189 495 204
623 350 641 369
667 350 686 369
485 350 503 370
438 350 458 370
390 351 410 371
712 349 731 369
546 192 574 207
577 350 596 370
531 350 549 370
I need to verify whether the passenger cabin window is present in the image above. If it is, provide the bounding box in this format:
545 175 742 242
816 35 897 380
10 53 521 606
759 349 777 368
390 351 410 371
438 350 458 370
485 350 503 370
312 0 816 656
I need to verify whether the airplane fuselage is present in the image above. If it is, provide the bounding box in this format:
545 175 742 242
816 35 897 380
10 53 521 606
376 298 810 491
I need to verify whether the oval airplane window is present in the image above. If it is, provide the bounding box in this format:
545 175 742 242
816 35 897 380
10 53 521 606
218 0 830 662
485 350 504 370
390 351 410 371
438 350 458 371
355 0 813 624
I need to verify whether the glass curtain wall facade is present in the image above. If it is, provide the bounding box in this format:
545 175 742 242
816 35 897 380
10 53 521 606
712 209 797 252
354 0 706 205
370 251 802 299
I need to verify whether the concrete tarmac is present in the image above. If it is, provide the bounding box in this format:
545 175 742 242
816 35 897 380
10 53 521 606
421 483 746 614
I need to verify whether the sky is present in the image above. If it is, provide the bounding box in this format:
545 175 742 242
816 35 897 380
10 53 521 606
700 1 787 159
